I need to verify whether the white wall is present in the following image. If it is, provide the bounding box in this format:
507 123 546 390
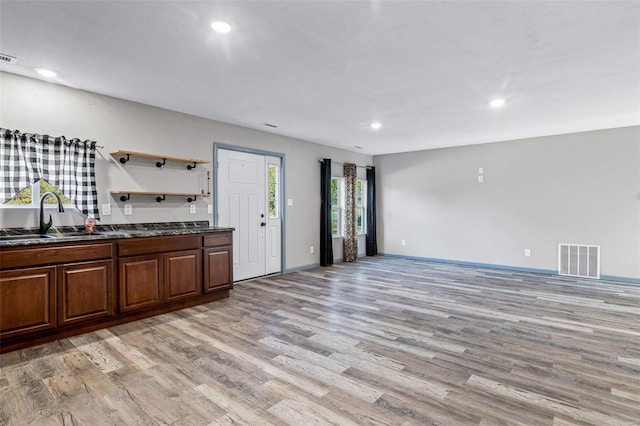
375 126 640 280
0 72 372 271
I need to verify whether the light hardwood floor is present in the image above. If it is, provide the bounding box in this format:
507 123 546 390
1 257 640 425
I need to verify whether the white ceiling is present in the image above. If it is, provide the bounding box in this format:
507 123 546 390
1 1 638 155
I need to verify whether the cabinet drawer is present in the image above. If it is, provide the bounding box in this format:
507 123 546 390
1 243 113 269
118 235 200 257
203 232 232 248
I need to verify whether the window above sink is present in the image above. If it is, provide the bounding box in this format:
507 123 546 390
2 179 73 209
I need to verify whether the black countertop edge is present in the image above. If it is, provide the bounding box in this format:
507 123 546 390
0 222 234 248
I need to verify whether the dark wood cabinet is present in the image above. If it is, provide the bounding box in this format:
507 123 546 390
0 230 233 353
119 254 163 312
118 236 204 311
58 260 114 326
164 249 202 301
0 266 56 339
203 232 233 292
204 247 232 292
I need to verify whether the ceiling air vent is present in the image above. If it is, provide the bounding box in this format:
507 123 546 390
558 243 600 279
0 53 18 64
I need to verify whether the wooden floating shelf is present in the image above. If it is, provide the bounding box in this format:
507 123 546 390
111 191 210 203
111 150 209 170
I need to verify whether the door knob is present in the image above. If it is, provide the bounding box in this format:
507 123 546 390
260 222 266 227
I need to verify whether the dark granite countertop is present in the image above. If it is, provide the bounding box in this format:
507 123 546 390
0 221 234 248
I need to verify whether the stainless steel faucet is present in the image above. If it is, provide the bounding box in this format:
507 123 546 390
39 191 65 234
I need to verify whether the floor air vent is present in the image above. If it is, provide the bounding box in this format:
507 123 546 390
558 244 600 279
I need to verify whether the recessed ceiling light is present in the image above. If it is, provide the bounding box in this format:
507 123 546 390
34 68 57 78
489 99 506 108
371 122 382 130
211 21 231 33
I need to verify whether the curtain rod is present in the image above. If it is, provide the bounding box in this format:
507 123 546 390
318 159 372 169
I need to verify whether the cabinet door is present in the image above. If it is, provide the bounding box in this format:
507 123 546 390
1 267 56 339
164 249 201 302
203 246 233 292
58 260 114 326
119 255 163 312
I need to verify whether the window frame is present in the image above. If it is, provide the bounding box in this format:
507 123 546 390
330 177 367 238
330 177 343 237
355 179 367 235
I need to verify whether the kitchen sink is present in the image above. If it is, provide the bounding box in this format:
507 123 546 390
0 232 106 241
0 234 55 241
49 231 103 237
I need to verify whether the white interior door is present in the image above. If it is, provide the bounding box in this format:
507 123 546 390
217 149 282 281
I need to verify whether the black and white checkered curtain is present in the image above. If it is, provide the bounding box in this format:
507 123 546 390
1 128 100 219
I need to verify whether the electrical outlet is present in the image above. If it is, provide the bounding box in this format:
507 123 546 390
207 205 213 214
478 167 484 174
524 248 531 257
124 204 132 215
478 175 484 183
310 246 314 254
401 239 406 246
190 204 196 214
102 203 111 216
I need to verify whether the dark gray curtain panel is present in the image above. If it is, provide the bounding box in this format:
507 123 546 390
366 166 377 256
320 158 333 266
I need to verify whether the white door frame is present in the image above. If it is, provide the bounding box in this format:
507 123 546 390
213 143 286 279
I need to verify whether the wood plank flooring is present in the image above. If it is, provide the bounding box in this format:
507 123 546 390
1 257 640 425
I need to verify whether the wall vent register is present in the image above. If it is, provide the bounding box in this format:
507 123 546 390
0 53 18 64
558 244 600 279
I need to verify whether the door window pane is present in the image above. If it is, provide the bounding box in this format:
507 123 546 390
268 164 279 219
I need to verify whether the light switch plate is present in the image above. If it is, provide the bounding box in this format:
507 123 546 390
102 204 111 216
287 198 293 207
524 248 532 257
190 204 196 214
478 175 484 183
478 167 484 174
207 205 213 214
124 204 132 215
